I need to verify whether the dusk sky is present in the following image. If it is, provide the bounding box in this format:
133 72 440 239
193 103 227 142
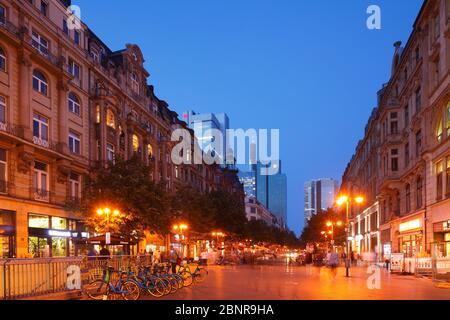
73 0 424 235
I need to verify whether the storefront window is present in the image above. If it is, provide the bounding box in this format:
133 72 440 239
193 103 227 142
28 236 48 258
52 237 67 257
51 217 67 230
28 214 49 229
400 234 423 258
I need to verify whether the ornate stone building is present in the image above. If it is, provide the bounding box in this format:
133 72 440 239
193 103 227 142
341 0 450 259
0 0 243 258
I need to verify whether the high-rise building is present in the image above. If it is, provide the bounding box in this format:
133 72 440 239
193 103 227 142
254 161 287 228
304 179 339 227
183 111 229 165
238 171 256 197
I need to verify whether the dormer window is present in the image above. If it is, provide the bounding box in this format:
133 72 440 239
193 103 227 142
131 72 139 94
90 48 99 63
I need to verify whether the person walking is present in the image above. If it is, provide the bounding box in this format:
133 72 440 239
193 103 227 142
170 250 179 274
326 248 340 280
305 251 313 276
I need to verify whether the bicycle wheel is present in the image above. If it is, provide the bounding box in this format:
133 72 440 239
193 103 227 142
167 275 179 293
120 280 141 300
160 277 172 295
194 268 208 283
180 271 193 287
172 273 184 289
146 277 165 298
85 280 109 300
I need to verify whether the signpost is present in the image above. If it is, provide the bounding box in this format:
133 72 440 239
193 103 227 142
105 232 111 245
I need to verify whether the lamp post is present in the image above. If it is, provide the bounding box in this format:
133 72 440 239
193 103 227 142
326 221 343 243
336 195 364 277
173 223 189 257
211 232 225 249
96 207 121 233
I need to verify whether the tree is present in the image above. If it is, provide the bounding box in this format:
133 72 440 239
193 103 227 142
300 208 346 247
82 156 171 238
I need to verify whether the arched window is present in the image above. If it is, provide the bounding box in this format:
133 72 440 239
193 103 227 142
0 47 6 72
106 109 115 129
405 184 411 213
32 70 48 96
416 177 423 209
132 134 139 153
68 92 81 116
130 72 139 94
147 144 153 158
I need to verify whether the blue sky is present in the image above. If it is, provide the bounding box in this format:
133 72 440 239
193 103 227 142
73 0 424 235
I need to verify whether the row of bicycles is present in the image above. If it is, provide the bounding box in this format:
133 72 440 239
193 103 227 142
84 262 208 300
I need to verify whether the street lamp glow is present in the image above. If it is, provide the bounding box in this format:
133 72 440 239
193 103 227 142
355 196 364 204
104 208 111 215
326 221 332 227
321 231 326 235
337 221 343 226
113 210 120 216
336 195 349 206
97 209 104 216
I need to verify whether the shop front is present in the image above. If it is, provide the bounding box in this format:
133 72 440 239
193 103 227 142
433 220 450 257
27 213 87 258
0 209 15 258
396 217 424 258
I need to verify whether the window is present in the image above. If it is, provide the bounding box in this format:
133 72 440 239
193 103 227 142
437 118 443 143
51 217 67 230
33 161 49 201
147 144 153 158
68 59 80 80
33 113 49 143
416 130 422 158
391 149 399 172
0 5 5 24
390 112 398 134
437 161 444 200
28 214 49 229
0 148 6 193
405 184 411 213
250 207 256 214
68 92 80 116
32 70 48 96
106 143 115 162
74 30 80 45
106 109 115 129
405 143 410 168
132 134 139 153
69 173 81 200
404 104 409 126
68 131 81 154
63 19 69 35
90 49 99 63
40 0 48 16
31 31 48 55
131 72 139 94
0 47 5 72
447 103 450 137
447 157 450 198
0 96 5 125
416 177 423 209
95 105 101 124
415 87 422 113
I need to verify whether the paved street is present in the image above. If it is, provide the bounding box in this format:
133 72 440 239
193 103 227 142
151 265 450 300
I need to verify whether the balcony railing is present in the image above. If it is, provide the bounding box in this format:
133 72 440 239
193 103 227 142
0 16 20 38
26 35 61 68
33 188 50 202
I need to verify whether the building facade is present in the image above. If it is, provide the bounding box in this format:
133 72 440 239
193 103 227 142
244 196 280 228
238 170 256 197
0 0 244 258
341 0 450 260
304 178 339 227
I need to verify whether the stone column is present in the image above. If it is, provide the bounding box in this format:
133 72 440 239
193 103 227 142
18 49 32 140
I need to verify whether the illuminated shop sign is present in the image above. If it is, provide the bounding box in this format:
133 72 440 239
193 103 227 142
48 230 72 237
399 219 421 232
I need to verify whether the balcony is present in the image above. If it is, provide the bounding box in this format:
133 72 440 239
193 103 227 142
33 188 50 202
0 17 19 38
26 35 61 69
32 136 64 154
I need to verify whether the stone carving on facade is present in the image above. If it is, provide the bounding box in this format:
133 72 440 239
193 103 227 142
56 161 72 184
17 151 34 174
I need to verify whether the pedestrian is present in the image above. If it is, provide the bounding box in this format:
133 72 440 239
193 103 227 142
326 248 340 280
200 250 208 266
99 245 110 258
305 251 313 275
170 250 179 274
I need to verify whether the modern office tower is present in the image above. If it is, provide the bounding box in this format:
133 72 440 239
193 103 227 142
183 111 229 165
239 171 256 197
304 178 339 226
254 161 287 228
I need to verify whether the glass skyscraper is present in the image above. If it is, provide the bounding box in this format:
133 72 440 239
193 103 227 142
304 178 339 227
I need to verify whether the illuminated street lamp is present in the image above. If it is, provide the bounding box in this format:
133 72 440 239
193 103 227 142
211 231 226 249
336 195 365 277
96 207 121 233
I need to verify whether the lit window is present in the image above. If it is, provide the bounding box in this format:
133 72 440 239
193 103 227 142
68 92 80 116
68 131 81 155
132 134 139 152
147 144 153 158
51 217 67 231
106 109 115 129
0 47 5 72
32 70 48 96
28 214 49 229
437 118 443 143
95 105 101 123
